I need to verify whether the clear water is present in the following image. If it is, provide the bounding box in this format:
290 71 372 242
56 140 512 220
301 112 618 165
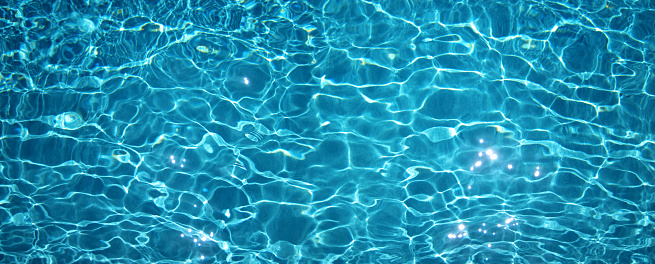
1 0 654 263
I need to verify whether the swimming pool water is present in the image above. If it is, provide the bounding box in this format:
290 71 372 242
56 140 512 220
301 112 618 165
1 0 654 263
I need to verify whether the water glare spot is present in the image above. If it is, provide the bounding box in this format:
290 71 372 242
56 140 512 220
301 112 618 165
53 112 84 130
219 241 228 250
203 143 214 153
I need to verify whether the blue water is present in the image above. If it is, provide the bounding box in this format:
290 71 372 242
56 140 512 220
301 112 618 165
1 0 654 263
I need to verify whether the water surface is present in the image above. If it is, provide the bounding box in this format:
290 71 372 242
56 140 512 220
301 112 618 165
1 0 654 263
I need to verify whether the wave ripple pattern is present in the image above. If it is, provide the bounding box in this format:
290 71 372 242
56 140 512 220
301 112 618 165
1 0 654 263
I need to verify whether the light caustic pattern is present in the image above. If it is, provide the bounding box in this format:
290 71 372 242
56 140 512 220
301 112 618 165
0 0 654 263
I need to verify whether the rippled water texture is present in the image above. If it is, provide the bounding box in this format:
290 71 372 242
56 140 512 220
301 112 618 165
1 0 654 263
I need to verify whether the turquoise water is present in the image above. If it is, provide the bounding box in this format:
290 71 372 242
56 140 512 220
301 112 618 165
1 0 654 263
